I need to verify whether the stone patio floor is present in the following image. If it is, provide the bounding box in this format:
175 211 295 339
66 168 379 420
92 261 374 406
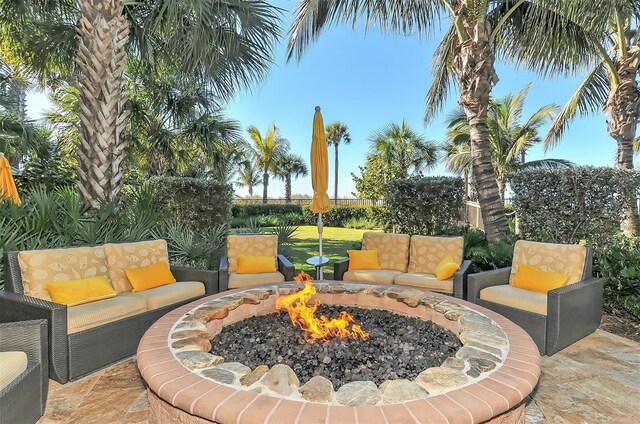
38 329 640 424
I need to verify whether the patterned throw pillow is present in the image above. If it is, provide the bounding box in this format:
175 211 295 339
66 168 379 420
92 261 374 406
362 233 410 272
408 236 464 275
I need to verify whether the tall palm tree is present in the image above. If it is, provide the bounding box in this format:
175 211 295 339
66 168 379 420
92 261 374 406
325 121 351 202
3 0 281 208
544 0 640 235
287 0 587 241
443 84 572 202
275 153 308 203
235 160 263 197
369 120 438 179
247 125 289 204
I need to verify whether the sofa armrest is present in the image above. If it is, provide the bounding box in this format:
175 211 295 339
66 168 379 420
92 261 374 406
218 256 229 292
171 266 218 295
546 277 603 355
0 319 48 367
467 267 512 303
333 258 350 281
0 291 68 383
453 260 473 299
278 254 296 281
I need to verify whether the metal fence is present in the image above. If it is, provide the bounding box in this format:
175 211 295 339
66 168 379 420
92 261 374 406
233 198 387 206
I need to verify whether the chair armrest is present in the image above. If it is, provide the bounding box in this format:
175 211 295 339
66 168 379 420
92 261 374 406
0 291 69 383
171 266 218 295
0 319 48 366
467 267 512 303
333 258 350 281
546 277 603 355
278 254 296 281
218 256 229 292
453 260 473 299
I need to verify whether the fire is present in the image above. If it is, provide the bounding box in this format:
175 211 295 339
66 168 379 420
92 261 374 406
276 272 369 344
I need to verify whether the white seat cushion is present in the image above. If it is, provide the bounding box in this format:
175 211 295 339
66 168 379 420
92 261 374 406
120 281 205 310
480 285 548 316
228 272 285 289
343 270 403 284
67 295 147 334
394 273 453 294
0 351 28 390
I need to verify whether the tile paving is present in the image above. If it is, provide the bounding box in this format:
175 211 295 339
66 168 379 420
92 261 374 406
38 330 640 423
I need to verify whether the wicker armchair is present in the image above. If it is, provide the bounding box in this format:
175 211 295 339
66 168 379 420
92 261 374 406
467 240 603 355
0 320 48 424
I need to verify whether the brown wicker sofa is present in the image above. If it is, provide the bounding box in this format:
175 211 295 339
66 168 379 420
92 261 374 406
0 240 217 383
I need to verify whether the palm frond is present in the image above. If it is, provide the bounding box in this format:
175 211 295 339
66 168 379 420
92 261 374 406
522 158 575 170
424 23 456 124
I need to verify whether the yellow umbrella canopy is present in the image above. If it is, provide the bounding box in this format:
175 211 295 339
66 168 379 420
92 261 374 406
0 153 21 205
310 106 331 214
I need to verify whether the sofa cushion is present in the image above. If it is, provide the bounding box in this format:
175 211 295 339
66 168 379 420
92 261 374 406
18 246 109 301
408 236 464 274
67 295 148 334
343 269 403 284
120 281 205 310
362 233 410 272
480 285 547 316
104 240 170 292
227 235 278 273
228 272 284 289
0 351 27 391
394 272 453 294
510 240 587 286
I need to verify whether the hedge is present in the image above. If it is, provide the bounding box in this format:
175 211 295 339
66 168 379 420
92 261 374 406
388 177 465 235
150 177 233 232
301 205 391 228
232 204 303 218
510 167 640 244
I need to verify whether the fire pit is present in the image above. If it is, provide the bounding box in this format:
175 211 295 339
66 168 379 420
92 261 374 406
137 279 540 423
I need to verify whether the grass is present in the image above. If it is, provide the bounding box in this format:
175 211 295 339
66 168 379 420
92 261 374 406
286 226 380 279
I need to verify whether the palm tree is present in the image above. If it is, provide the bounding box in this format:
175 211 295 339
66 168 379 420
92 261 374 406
443 84 572 202
287 0 586 241
275 153 308 203
325 121 351 202
235 160 263 197
247 125 289 204
543 0 640 235
369 120 438 179
4 0 281 208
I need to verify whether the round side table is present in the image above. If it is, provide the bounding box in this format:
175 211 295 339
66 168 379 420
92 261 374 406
306 256 330 280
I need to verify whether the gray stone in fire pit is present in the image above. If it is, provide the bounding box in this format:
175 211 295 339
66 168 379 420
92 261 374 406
371 286 390 297
260 364 300 396
201 368 235 384
335 381 381 406
216 362 251 375
415 368 469 393
175 322 207 331
464 341 503 358
441 357 466 371
459 325 508 347
419 297 442 309
171 329 209 340
444 308 474 321
456 346 501 364
171 337 212 352
175 351 223 369
300 376 334 402
434 301 464 314
240 365 269 386
466 357 497 378
396 290 425 307
379 379 428 404
459 313 493 326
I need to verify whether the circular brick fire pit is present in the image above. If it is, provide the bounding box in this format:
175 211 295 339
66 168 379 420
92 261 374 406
137 282 540 423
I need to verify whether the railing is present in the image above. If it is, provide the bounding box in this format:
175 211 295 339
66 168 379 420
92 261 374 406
233 198 387 206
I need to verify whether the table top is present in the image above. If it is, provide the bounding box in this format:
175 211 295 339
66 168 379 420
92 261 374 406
306 256 330 266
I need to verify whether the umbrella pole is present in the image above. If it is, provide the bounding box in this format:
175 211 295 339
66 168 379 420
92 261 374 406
318 212 323 280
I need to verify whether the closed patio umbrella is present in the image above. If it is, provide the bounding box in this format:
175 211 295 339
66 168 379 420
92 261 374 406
0 152 21 205
309 106 331 278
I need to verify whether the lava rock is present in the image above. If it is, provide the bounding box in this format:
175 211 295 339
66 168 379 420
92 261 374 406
217 362 251 375
335 381 381 406
175 351 223 369
415 368 469 393
201 368 235 384
260 364 300 396
300 376 334 402
380 379 428 404
241 365 269 386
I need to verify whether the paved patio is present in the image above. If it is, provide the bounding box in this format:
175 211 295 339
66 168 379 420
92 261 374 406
38 330 640 424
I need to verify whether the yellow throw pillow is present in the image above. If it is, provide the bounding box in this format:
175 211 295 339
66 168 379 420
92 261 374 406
46 276 117 307
125 262 176 292
347 250 381 271
512 264 570 294
237 256 277 274
434 255 460 280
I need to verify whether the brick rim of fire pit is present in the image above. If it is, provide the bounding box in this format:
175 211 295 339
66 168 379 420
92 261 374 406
137 282 540 424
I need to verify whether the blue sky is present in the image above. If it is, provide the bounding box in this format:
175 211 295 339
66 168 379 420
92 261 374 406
26 1 615 198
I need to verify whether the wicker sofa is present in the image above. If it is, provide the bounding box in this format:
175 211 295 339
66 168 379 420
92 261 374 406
334 233 472 298
0 320 48 424
0 240 217 383
468 240 603 355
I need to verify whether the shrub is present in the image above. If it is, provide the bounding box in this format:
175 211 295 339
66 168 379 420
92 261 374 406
301 205 391 228
150 177 233 233
343 217 380 230
388 177 465 235
232 204 303 218
510 167 640 245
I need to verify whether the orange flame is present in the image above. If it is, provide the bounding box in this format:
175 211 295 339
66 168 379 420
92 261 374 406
276 272 369 343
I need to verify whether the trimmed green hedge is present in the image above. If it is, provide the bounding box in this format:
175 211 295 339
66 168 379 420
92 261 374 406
388 177 465 235
232 204 303 218
301 205 391 228
510 167 640 244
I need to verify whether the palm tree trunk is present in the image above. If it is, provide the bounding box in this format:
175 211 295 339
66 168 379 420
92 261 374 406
262 170 269 204
75 0 130 209
285 174 292 203
334 144 339 202
456 19 510 242
464 170 470 199
497 173 506 205
607 54 640 236
248 185 253 197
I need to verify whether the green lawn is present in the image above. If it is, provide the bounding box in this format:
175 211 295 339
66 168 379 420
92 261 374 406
286 226 380 279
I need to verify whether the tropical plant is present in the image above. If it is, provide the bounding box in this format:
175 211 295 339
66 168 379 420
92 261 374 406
247 124 289 203
325 121 351 202
275 153 308 203
443 84 571 202
3 0 281 208
351 152 399 203
287 0 586 242
543 0 640 235
235 160 263 197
